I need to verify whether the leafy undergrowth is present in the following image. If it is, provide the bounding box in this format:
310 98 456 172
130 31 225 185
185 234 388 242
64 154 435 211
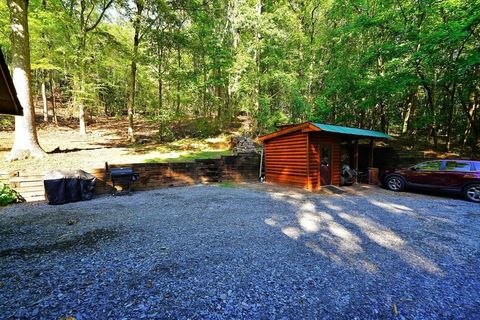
0 183 22 206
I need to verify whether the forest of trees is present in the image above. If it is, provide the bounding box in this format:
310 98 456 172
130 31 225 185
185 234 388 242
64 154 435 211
1 0 479 155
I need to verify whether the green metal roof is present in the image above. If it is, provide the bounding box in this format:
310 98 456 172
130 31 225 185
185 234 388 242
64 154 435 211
312 123 392 139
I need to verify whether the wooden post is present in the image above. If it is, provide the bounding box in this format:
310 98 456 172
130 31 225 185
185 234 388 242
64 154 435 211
354 139 359 183
306 133 311 190
368 139 374 168
317 144 320 190
347 139 352 167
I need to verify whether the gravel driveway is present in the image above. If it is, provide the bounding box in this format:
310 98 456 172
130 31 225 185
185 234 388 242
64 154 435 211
0 184 479 319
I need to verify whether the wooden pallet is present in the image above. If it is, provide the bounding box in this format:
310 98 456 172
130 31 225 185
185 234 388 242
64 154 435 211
7 174 45 202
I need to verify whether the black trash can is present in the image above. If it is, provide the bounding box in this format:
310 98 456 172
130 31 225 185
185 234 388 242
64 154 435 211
44 170 96 205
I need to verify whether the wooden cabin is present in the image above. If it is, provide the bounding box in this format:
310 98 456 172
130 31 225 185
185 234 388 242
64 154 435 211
259 122 392 190
0 48 23 116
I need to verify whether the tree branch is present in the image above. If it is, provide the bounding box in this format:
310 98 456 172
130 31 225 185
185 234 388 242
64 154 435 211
85 0 114 33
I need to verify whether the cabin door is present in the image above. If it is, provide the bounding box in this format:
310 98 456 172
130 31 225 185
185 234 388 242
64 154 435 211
319 143 331 185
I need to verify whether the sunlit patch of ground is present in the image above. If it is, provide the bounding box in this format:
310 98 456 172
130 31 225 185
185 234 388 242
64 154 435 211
145 150 233 163
0 117 232 173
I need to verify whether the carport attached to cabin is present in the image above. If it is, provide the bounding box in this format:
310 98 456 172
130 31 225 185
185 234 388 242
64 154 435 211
259 122 392 190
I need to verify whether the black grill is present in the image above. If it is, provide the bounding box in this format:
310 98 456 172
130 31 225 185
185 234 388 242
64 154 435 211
110 167 134 177
105 163 139 195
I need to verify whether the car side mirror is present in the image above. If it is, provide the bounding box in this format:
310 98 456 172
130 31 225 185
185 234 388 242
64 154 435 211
410 167 417 171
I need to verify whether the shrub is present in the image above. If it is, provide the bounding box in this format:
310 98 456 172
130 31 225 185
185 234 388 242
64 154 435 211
0 183 21 206
169 117 222 139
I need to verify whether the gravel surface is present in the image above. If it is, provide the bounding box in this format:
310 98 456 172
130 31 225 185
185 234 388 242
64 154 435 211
0 184 479 319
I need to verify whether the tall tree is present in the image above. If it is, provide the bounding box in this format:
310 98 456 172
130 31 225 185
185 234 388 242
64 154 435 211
126 0 144 142
1 0 477 154
6 0 46 161
70 0 114 135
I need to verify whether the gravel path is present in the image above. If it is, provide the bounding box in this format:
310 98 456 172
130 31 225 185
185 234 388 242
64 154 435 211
0 184 479 319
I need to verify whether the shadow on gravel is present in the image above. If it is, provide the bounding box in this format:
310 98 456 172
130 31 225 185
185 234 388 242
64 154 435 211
0 228 121 258
265 190 446 276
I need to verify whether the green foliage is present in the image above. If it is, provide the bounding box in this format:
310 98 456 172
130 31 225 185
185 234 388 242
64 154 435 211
192 119 223 138
168 118 223 139
214 181 237 188
0 116 13 128
0 0 478 153
0 183 20 206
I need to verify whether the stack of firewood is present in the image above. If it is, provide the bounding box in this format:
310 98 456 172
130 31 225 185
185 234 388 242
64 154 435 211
230 136 257 154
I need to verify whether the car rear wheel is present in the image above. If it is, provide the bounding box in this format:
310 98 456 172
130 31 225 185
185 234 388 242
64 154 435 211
464 184 480 203
385 175 405 192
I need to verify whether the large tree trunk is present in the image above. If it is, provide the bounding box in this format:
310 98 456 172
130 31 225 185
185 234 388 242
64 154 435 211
444 84 457 152
423 84 438 150
157 61 163 116
41 71 48 122
252 0 261 133
74 0 113 135
401 93 414 134
157 56 164 140
376 55 387 133
462 90 479 156
126 56 137 142
379 102 387 133
126 0 143 143
49 70 57 124
78 35 87 135
227 0 239 123
79 99 86 134
306 3 319 105
176 44 181 116
157 37 163 116
6 0 46 161
202 52 207 117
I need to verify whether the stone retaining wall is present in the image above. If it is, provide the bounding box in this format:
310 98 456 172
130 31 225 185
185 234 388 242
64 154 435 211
1 153 261 201
93 153 260 193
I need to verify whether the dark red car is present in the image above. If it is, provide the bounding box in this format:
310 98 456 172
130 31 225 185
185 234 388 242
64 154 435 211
381 159 480 202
